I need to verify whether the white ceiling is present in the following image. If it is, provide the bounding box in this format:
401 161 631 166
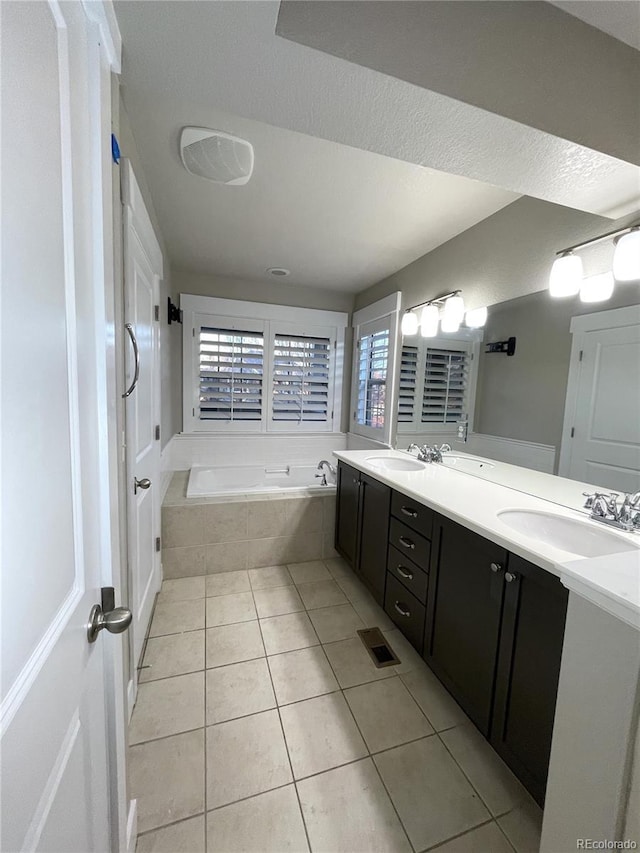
115 1 638 292
549 1 640 51
123 92 516 292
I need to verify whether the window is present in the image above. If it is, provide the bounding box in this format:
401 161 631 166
397 336 478 435
199 325 264 423
272 332 331 425
350 293 402 445
182 296 347 433
356 325 389 429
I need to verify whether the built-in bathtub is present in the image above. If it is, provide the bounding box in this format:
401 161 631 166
186 463 336 499
161 465 338 578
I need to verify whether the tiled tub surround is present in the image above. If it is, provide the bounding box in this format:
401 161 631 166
130 558 543 853
162 472 337 578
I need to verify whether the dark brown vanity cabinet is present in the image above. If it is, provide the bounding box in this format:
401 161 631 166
335 462 390 604
425 514 568 805
491 553 568 805
425 516 507 736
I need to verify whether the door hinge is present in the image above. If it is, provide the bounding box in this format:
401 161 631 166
579 350 583 362
570 427 575 438
154 304 160 322
155 536 161 552
155 424 160 441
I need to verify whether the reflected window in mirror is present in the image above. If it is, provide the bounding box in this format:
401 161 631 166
397 332 481 440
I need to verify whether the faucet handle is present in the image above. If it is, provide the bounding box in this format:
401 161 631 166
438 443 452 454
582 492 596 508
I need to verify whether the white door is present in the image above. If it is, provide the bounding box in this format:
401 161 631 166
122 162 162 674
1 2 126 851
560 306 640 492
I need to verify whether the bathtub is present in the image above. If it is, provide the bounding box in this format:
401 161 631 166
186 463 336 499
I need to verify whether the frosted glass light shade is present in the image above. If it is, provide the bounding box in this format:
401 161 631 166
443 294 465 324
549 253 583 297
440 313 461 333
401 311 419 335
613 229 640 282
420 304 439 337
465 306 487 328
580 272 614 303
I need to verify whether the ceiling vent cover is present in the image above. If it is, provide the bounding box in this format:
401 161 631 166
180 127 254 186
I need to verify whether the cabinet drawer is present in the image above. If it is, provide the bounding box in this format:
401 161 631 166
389 518 431 570
385 573 426 652
391 491 433 539
387 545 428 604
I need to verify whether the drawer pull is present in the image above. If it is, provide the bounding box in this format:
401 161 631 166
401 506 418 518
394 601 411 617
398 536 415 550
397 565 414 580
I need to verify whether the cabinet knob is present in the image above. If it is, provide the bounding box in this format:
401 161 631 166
490 562 503 573
505 571 518 583
394 601 411 617
352 478 360 485
401 506 418 518
397 565 414 580
398 536 415 550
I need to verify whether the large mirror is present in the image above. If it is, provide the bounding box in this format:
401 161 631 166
392 287 640 508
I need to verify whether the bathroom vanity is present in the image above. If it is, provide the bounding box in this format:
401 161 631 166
333 449 640 846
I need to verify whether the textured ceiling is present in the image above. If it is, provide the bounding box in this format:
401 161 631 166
123 94 516 291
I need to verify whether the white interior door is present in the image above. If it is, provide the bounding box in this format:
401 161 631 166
123 162 162 674
560 306 640 492
1 2 125 851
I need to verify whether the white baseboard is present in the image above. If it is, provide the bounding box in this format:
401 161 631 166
126 799 137 853
466 432 556 473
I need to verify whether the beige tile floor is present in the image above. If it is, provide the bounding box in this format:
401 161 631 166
130 558 543 853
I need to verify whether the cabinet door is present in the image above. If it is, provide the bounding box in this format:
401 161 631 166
358 473 391 604
335 462 361 566
425 516 507 735
491 554 568 806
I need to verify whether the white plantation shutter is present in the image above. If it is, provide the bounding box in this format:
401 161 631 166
272 332 332 425
198 325 264 422
398 344 418 424
356 322 390 429
422 345 470 424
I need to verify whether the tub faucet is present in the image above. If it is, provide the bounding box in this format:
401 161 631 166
316 459 336 486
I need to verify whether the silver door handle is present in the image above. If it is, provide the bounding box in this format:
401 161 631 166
398 536 415 550
134 477 151 494
505 572 518 583
122 323 140 398
490 562 503 573
401 506 418 518
397 566 414 580
394 601 411 617
87 603 132 643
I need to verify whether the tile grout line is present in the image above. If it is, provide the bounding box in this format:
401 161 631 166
250 583 314 853
417 816 502 853
316 628 417 853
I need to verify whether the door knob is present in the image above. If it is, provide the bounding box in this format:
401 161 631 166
134 477 151 494
87 603 132 643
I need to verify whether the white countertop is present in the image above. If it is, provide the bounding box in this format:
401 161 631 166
333 449 640 630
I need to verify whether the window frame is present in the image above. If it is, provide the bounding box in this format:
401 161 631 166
182 294 347 434
396 331 481 437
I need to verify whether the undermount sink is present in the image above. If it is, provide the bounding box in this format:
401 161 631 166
441 455 495 473
498 509 638 558
365 455 426 472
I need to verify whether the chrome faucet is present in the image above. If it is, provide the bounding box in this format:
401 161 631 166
583 490 640 532
407 443 452 464
316 459 336 486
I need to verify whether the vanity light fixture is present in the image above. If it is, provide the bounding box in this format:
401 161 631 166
420 304 439 337
612 227 640 282
580 272 615 303
401 290 484 337
549 220 640 301
465 306 488 328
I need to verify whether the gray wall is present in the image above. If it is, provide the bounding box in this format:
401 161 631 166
474 286 640 454
172 270 355 434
